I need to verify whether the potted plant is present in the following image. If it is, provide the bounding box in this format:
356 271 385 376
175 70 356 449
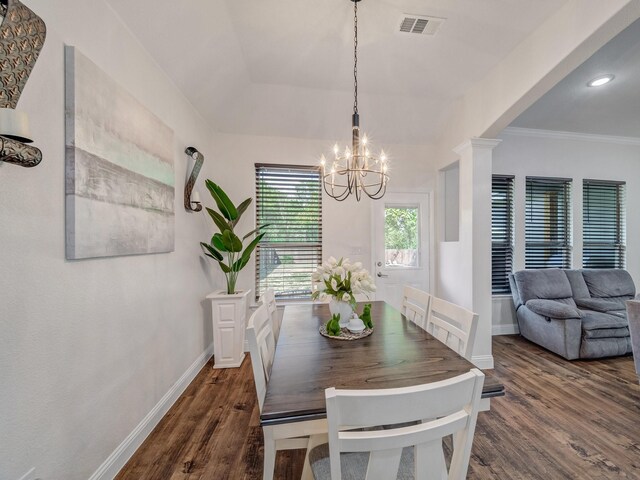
201 180 267 368
311 257 376 327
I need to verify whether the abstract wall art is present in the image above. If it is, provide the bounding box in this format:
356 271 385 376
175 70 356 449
65 46 175 260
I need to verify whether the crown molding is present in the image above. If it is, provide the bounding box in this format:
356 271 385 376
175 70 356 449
453 137 502 155
502 127 640 146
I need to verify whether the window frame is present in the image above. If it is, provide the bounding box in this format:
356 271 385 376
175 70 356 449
491 175 515 295
525 176 573 270
582 179 626 269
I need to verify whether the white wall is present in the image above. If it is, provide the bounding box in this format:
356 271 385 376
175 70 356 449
211 132 437 297
443 165 460 242
492 129 640 331
0 1 221 478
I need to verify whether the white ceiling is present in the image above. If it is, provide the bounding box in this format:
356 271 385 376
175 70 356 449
511 18 640 138
107 0 569 144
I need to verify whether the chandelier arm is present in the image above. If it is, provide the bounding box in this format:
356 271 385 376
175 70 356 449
365 177 387 199
323 177 351 201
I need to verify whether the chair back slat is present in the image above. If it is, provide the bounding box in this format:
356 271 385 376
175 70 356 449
401 286 431 330
366 449 403 480
262 288 281 340
325 369 484 480
246 304 275 411
426 297 478 361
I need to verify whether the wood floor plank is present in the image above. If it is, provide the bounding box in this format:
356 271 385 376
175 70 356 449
117 336 640 479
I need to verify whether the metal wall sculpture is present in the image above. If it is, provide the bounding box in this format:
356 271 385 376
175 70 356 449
184 146 204 212
0 0 46 168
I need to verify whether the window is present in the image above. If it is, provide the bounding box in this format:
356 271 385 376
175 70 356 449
583 180 626 269
384 206 419 267
255 164 322 300
525 177 572 269
492 176 514 294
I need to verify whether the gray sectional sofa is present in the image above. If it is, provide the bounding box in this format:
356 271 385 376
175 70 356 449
509 269 635 360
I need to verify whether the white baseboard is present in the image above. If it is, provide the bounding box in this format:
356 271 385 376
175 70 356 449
471 354 494 369
88 343 214 480
492 323 520 336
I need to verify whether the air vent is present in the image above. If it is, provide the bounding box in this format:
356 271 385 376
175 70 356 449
397 14 445 36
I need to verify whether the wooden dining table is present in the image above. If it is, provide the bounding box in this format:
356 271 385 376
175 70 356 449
261 300 505 427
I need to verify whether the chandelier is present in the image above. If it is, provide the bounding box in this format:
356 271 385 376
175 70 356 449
320 0 389 202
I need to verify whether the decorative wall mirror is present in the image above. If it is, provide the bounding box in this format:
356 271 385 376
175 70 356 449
0 0 46 168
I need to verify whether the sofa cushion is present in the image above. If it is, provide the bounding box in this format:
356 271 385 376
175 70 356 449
581 269 635 299
580 337 631 359
565 269 591 299
513 269 576 306
581 311 628 331
526 299 583 319
583 327 629 339
575 298 626 312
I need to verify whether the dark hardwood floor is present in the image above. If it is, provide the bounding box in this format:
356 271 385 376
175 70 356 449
116 336 640 479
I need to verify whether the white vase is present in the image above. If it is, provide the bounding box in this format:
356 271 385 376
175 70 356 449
329 299 354 327
207 289 250 369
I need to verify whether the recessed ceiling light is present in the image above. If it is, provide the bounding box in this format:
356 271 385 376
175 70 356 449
587 74 615 87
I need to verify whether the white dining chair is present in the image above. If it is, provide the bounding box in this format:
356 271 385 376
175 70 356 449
426 297 479 361
626 300 640 382
246 304 327 480
308 369 485 480
400 286 431 329
260 287 281 341
247 304 276 410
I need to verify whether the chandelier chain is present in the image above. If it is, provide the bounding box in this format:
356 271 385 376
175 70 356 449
353 0 358 115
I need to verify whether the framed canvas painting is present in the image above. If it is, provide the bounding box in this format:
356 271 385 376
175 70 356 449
65 46 175 259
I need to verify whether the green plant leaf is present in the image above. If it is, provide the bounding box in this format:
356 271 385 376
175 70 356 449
206 207 231 233
200 242 223 261
231 198 252 227
232 256 249 272
223 230 243 252
211 233 228 252
205 180 238 221
242 228 260 241
240 232 265 263
219 262 232 273
242 224 270 240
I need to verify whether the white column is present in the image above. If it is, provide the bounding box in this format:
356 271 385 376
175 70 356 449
453 138 501 369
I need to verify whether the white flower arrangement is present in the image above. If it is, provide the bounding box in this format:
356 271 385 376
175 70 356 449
311 256 376 306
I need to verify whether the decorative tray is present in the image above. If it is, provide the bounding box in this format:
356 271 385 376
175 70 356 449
319 325 373 341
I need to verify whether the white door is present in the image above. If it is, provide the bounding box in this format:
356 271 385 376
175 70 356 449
372 193 431 310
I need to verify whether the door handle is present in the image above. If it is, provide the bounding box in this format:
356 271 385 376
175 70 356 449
377 272 389 278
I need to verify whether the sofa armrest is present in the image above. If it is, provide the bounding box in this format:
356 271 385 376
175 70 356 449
525 299 583 319
517 306 582 359
575 298 625 312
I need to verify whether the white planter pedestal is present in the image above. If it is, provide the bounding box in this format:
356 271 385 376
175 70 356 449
207 289 250 369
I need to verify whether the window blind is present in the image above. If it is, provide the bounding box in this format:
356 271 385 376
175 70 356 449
255 164 322 300
525 177 572 269
583 180 626 269
492 176 515 294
